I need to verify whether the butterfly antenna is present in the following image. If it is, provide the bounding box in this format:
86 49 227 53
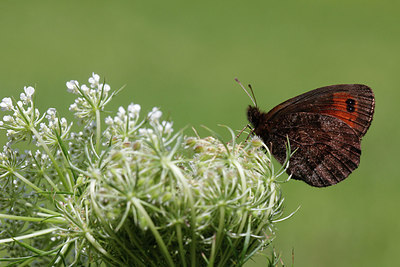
235 78 257 107
248 84 258 107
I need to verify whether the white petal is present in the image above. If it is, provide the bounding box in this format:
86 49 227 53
24 86 35 97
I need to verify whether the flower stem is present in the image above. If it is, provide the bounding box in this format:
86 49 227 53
168 163 197 267
84 231 123 265
176 223 187 267
30 127 71 191
95 108 101 154
132 198 175 267
0 214 65 224
0 227 59 244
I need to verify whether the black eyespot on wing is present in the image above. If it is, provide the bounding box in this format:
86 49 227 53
346 98 356 113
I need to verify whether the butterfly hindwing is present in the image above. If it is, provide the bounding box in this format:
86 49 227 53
262 112 361 187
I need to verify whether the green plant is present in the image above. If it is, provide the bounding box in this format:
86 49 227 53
0 73 291 266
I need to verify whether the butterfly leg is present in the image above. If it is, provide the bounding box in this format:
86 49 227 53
244 126 256 142
227 124 253 144
235 124 254 139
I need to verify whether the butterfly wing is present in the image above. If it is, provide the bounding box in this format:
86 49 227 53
265 112 361 187
247 84 374 187
264 84 375 138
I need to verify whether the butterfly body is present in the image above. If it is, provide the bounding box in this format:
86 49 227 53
247 84 375 187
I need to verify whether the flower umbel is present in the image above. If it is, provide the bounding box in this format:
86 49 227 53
68 73 113 123
0 87 44 143
0 74 291 266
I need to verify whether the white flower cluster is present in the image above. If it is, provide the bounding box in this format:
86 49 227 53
104 102 174 146
38 108 72 146
67 72 112 123
147 107 162 122
23 149 52 178
104 103 142 142
0 86 43 142
0 73 288 266
0 145 26 179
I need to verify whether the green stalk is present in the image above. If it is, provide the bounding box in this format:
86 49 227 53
132 198 175 267
84 231 123 265
30 127 71 191
89 180 144 264
122 223 157 266
207 235 217 267
215 205 226 255
95 108 101 154
219 161 249 265
168 163 197 267
209 205 226 266
0 214 65 224
0 227 59 244
10 171 42 194
176 223 187 267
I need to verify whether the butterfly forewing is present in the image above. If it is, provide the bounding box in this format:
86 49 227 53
264 84 375 138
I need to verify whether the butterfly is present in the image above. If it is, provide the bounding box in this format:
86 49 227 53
237 79 375 187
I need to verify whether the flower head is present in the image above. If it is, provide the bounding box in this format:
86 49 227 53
148 107 162 122
20 86 35 103
128 103 141 118
66 80 79 94
0 97 13 111
88 72 100 88
67 73 114 124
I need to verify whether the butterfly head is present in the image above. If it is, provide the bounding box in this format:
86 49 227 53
247 105 262 129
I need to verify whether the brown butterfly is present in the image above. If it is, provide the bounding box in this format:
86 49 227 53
238 79 375 187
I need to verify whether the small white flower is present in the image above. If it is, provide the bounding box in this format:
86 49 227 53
3 115 13 122
103 84 110 93
113 116 123 125
60 118 68 127
46 108 57 121
6 129 16 136
69 103 78 111
139 128 154 135
89 72 100 88
161 121 173 134
117 106 126 117
128 103 141 118
40 123 51 134
0 97 13 111
24 86 35 97
47 108 56 116
20 93 27 102
48 118 58 129
20 86 35 103
105 116 113 125
81 84 90 94
148 107 162 122
98 83 110 93
66 80 79 94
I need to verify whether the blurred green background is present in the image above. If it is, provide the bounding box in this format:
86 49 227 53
0 0 398 266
